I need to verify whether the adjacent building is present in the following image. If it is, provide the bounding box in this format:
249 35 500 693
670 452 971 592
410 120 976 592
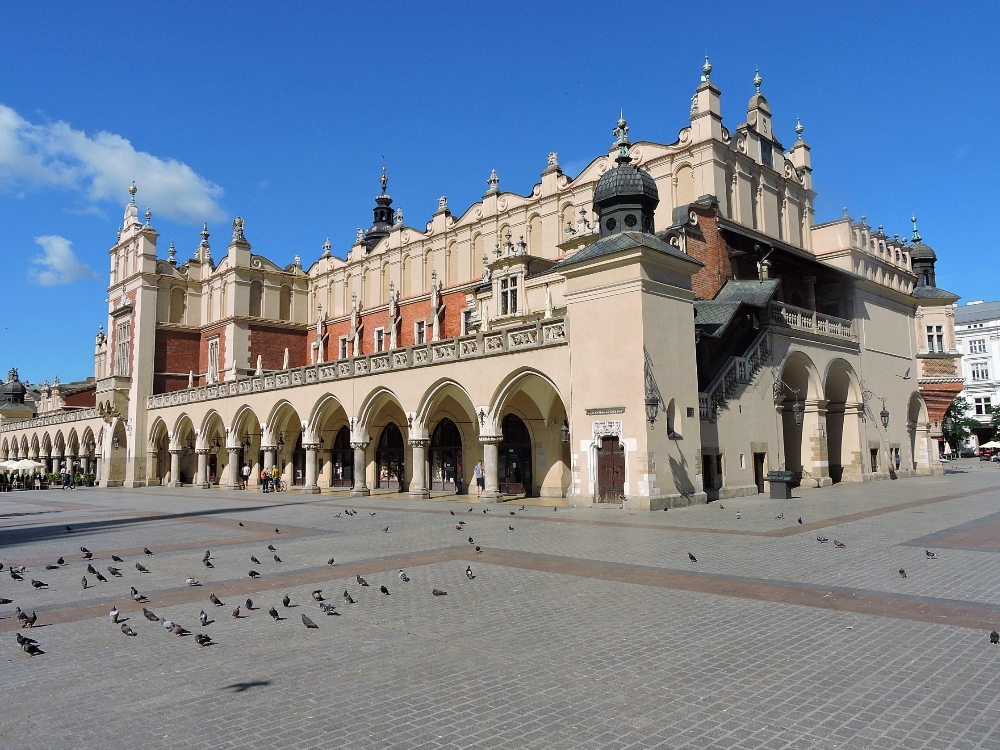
955 299 1000 447
0 60 959 507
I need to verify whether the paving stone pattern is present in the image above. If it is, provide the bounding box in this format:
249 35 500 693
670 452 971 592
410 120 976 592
2 462 1000 749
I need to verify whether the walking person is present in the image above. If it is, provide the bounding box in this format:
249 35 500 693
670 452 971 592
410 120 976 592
474 460 485 499
271 464 281 492
241 463 250 490
260 467 269 493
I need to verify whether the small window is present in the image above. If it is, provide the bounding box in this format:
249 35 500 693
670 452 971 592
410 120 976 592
760 140 773 169
974 397 993 415
415 320 425 345
462 309 473 336
970 339 987 354
374 328 385 353
498 274 519 316
338 336 348 359
972 363 990 381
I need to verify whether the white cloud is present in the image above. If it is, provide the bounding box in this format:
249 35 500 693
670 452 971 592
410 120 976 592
0 103 224 224
29 235 99 287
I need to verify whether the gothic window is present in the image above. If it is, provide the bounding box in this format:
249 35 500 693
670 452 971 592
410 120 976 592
472 235 484 282
338 336 348 359
114 320 130 377
207 337 220 384
401 255 411 298
528 215 542 256
169 287 186 324
279 286 291 322
447 243 458 286
674 165 694 207
249 280 263 318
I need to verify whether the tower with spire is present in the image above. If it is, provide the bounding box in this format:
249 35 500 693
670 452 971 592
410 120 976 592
364 165 394 252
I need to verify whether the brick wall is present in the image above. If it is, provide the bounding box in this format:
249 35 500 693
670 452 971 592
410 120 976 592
248 325 309 371
63 387 96 408
154 327 201 393
684 209 732 301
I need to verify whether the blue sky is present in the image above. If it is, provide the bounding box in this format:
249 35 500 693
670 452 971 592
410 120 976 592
1 1 996 384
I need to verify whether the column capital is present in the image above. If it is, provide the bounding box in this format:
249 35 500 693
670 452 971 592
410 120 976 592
479 435 503 444
350 441 370 450
169 447 184 455
302 442 321 451
408 438 430 447
195 447 211 455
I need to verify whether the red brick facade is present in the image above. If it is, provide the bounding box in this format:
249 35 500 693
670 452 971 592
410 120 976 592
683 208 732 301
247 325 309 372
154 327 201 393
63 387 96 408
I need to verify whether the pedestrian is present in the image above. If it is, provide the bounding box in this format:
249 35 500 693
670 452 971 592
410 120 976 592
271 464 280 492
474 460 485 498
241 463 250 490
260 467 269 493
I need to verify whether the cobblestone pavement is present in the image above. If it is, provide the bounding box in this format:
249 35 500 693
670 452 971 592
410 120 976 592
3 462 1000 749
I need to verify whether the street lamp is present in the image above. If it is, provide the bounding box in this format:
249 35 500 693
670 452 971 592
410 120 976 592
645 395 660 428
879 398 890 430
112 435 120 450
560 420 570 443
791 397 804 428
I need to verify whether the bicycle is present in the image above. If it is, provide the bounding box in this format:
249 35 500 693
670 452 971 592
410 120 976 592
277 479 288 492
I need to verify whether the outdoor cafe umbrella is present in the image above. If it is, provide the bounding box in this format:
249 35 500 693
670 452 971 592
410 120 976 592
12 458 45 472
980 441 1000 450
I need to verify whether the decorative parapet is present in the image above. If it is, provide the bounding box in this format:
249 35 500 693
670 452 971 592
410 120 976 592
147 318 569 410
1 407 101 433
96 375 131 394
768 301 855 342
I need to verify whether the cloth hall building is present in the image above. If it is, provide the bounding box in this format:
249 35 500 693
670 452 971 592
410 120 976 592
0 62 962 509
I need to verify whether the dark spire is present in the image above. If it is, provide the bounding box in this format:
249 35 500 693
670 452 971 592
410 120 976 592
365 165 393 252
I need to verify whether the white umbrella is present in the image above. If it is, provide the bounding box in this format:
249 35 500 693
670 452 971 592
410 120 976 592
13 458 44 472
0 459 18 471
979 441 1000 449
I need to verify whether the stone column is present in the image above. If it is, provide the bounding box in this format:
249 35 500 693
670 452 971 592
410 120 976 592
480 436 502 503
51 456 60 474
226 447 241 489
408 439 430 499
168 449 182 487
196 448 210 489
350 442 370 497
302 443 320 494
802 400 832 488
804 275 817 311
262 446 276 474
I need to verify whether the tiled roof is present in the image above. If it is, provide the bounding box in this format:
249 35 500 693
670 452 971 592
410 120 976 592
555 231 700 270
693 301 741 337
955 300 1000 323
714 278 780 307
912 285 959 301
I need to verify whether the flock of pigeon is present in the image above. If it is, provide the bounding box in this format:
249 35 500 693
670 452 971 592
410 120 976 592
5 503 999 653
3 506 535 657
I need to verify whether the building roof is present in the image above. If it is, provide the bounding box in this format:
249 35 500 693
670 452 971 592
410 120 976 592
912 285 959 301
593 163 659 206
908 241 936 261
955 300 1000 324
554 231 701 270
693 301 742 337
713 278 780 307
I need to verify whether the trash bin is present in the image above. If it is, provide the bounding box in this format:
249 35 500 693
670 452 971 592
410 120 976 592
767 471 794 499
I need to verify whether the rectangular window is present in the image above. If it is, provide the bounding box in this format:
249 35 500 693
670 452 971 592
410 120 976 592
970 339 987 354
338 336 348 359
974 397 992 415
499 277 509 316
926 325 944 353
972 363 990 381
760 140 773 169
207 337 220 384
114 320 130 377
462 309 473 336
498 274 519 316
415 320 425 345
374 328 385 353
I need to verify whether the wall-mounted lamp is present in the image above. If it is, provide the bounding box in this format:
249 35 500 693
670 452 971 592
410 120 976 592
560 420 570 443
112 435 120 450
879 398 890 430
791 397 805 428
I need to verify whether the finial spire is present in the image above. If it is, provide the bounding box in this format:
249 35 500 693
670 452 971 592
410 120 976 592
795 117 804 139
144 208 151 227
911 215 922 243
168 240 176 264
613 114 631 166
701 55 712 81
128 181 137 204
380 163 388 194
322 238 331 256
753 68 762 93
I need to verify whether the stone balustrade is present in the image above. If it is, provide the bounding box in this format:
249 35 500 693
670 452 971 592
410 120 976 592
768 301 855 342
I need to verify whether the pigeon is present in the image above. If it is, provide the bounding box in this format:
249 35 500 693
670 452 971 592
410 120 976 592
203 560 214 569
108 566 122 576
432 588 448 596
510 511 515 516
142 608 159 622
736 511 741 520
450 510 455 515
357 575 369 587
466 566 475 580
335 512 342 518
899 568 907 578
483 509 488 514
508 525 514 531
475 546 482 553
319 602 338 614
65 525 73 532
22 611 37 627
456 525 463 531
468 537 475 544
302 614 318 628
209 593 225 606
817 536 829 543
992 630 1000 645
797 517 803 524
519 505 525 511
380 585 390 595
267 545 276 552
0 597 12 605
186 577 201 586
15 632 37 647
22 642 44 656
268 606 280 621
144 548 153 556
15 607 27 623
195 633 212 647
232 606 241 619
30 579 47 589
56 557 65 565
86 564 97 574
109 606 119 623
925 549 939 559
169 623 190 636
81 576 88 589
369 513 376 517
82 551 93 560
250 556 260 565
249 570 260 579
131 587 147 602
688 553 697 563
343 590 355 604
282 594 291 607
10 565 25 574
775 513 784 520
135 563 149 573
245 598 253 610
554 507 557 512
312 590 324 601
199 610 209 626
382 526 389 533
327 557 336 566
10 570 23 581
111 555 124 563
80 547 90 553
398 570 409 582
458 520 466 526
239 522 245 526
273 554 282 563
45 564 59 570
834 540 846 549
468 508 473 512
95 571 108 583
275 528 280 533
203 550 211 562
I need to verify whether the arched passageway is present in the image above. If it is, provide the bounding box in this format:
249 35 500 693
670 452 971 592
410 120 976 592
498 413 532 496
824 360 863 483
429 417 463 493
376 423 405 490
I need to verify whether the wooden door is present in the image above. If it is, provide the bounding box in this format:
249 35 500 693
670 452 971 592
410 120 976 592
596 436 625 503
753 453 766 494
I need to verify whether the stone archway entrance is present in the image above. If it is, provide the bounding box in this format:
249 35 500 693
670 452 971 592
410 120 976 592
330 426 353 487
498 413 532 496
376 423 405 491
429 418 463 493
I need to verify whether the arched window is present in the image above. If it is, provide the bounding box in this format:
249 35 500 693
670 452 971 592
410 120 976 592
249 280 262 318
675 165 694 207
169 287 186 324
666 399 681 438
528 215 542 256
401 256 411 297
381 264 390 304
423 251 433 291
472 235 483 282
279 286 291 321
446 242 458 286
